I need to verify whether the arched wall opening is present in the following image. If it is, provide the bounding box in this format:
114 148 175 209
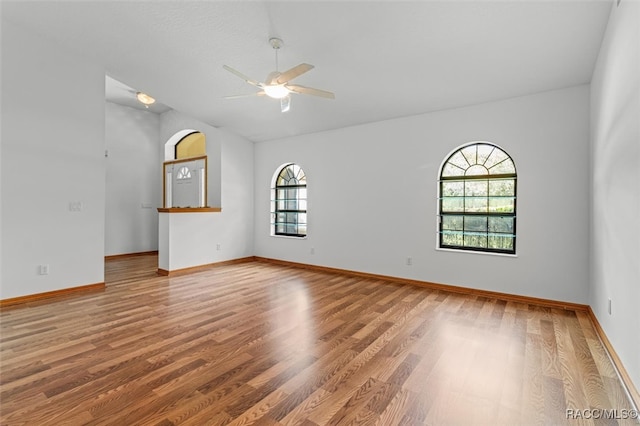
164 129 198 161
163 129 221 208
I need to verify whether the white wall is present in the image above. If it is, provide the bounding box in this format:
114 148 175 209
159 111 254 267
255 85 590 304
105 101 161 256
590 0 639 394
218 128 256 258
0 19 254 297
0 20 106 298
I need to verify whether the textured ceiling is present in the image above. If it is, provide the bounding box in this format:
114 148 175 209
2 1 612 142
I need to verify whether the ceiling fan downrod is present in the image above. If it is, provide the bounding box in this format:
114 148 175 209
269 37 283 72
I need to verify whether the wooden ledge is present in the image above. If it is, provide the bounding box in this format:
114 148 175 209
157 207 222 213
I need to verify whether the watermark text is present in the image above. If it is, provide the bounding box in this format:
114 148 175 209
566 408 639 420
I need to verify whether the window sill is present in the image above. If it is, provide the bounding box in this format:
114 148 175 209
270 234 308 240
435 247 518 258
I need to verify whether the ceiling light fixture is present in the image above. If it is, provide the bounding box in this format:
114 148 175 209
264 39 290 100
223 36 334 113
263 84 290 99
136 91 156 107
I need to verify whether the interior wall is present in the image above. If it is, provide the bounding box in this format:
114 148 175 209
254 85 590 304
590 0 639 393
159 111 254 266
0 20 106 299
105 101 161 256
218 128 256 258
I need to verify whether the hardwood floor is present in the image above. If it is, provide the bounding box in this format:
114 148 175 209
1 255 637 425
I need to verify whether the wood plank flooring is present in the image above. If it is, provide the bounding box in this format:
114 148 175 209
1 254 637 425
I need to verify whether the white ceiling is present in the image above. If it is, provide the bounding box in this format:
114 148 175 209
2 1 612 142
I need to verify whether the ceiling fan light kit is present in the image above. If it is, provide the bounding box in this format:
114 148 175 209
223 37 334 112
263 84 290 99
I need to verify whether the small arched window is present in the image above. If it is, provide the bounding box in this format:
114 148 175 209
271 164 307 237
176 166 192 180
439 142 517 254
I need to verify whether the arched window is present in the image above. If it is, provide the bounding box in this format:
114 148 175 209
176 166 192 180
439 142 517 254
271 164 307 237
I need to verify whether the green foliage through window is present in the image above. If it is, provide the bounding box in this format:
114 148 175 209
439 143 516 254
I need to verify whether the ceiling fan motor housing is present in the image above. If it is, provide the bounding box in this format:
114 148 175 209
269 37 283 49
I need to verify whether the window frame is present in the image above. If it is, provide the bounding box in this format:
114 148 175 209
438 143 517 255
271 163 307 238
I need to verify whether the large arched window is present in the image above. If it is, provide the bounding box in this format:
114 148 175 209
439 142 517 254
271 164 307 237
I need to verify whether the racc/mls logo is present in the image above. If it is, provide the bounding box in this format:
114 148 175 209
566 409 638 420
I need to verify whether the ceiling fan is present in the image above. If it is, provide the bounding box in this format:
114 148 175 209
223 38 335 113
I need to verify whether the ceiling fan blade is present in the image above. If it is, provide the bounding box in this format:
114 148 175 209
276 63 314 84
286 84 335 99
223 65 263 88
224 91 266 99
281 95 291 113
265 71 282 86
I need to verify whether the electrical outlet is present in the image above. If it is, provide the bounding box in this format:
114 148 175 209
39 264 49 275
68 201 82 212
406 257 413 266
216 243 221 251
608 298 612 315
